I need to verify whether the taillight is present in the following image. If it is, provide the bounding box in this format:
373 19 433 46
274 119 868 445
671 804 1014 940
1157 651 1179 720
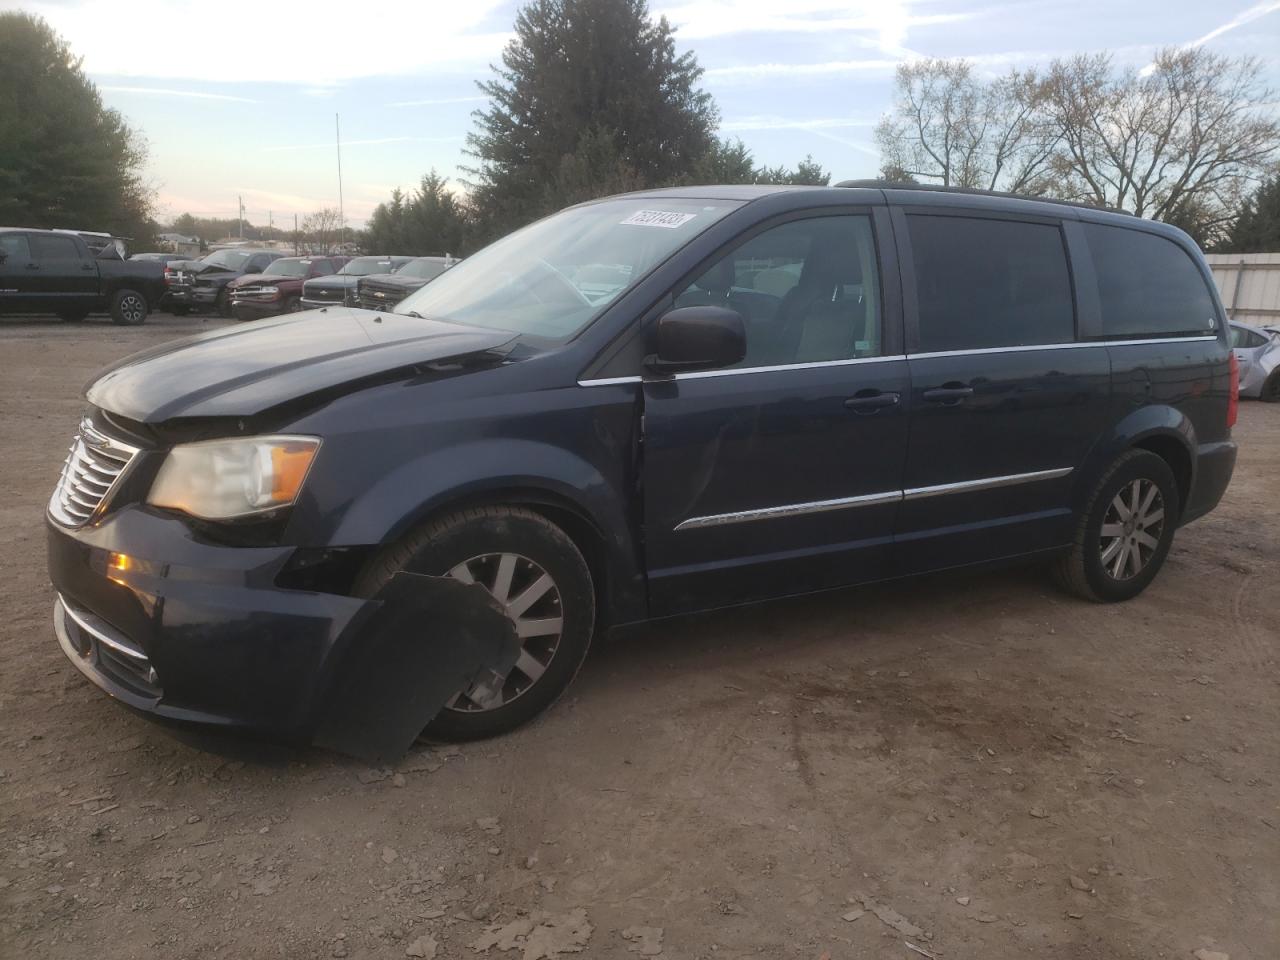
163 267 173 286
1227 353 1239 428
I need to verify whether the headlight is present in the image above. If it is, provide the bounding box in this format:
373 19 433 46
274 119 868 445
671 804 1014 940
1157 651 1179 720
259 285 279 295
148 436 320 521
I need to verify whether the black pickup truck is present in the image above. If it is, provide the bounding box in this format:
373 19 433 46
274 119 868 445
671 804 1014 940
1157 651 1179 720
0 228 164 324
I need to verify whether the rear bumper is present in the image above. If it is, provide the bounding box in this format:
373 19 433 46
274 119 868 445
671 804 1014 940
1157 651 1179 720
47 506 367 737
1183 439 1237 525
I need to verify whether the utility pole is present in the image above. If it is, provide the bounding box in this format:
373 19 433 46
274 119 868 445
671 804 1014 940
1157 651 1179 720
335 113 345 251
293 213 299 255
238 195 244 240
268 210 273 238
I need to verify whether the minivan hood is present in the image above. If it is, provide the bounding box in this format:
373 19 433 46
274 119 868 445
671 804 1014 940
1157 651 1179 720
86 307 515 423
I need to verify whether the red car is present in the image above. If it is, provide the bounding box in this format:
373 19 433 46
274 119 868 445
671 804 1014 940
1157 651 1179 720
227 256 348 320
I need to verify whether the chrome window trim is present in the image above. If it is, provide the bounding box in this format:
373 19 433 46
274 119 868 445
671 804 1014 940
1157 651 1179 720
577 336 1220 386
674 466 1074 530
908 336 1216 360
901 466 1073 501
578 355 904 387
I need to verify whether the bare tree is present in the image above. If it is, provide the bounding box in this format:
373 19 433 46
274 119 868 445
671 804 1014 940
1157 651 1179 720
875 59 1057 193
301 207 345 253
1041 48 1280 225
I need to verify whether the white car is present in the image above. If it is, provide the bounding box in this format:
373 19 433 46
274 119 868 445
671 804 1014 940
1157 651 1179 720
1229 321 1280 401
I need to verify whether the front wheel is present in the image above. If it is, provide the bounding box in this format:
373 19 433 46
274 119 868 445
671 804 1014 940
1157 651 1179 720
284 295 302 313
109 289 148 326
1052 450 1180 602
354 506 596 741
214 289 232 318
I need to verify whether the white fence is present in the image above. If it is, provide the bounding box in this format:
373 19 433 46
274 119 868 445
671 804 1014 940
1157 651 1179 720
1204 253 1280 328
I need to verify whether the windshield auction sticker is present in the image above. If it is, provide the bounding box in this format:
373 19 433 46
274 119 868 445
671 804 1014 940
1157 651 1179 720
620 210 697 228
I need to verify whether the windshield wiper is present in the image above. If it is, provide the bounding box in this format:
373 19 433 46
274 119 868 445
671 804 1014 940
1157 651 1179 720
403 310 425 319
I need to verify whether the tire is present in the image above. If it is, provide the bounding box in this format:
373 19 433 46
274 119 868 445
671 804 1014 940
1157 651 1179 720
1052 450 1180 603
170 305 190 316
214 289 232 318
353 506 596 741
1261 371 1280 403
284 296 302 313
109 289 148 326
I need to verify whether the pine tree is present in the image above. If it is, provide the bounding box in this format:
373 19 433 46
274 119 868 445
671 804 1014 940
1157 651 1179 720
464 0 718 238
1222 177 1280 253
0 12 153 240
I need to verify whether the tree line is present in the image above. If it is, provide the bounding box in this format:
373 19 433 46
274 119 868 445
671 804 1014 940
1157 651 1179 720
4 2 1278 256
874 50 1280 249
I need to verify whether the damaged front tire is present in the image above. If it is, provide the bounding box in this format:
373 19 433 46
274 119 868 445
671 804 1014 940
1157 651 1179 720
354 506 596 741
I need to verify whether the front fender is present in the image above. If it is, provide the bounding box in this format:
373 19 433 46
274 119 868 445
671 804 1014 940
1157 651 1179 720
293 435 647 622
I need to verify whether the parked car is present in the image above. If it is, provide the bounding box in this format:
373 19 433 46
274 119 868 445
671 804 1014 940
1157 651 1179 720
0 227 163 324
45 183 1237 757
1229 320 1280 401
228 256 347 321
164 248 287 316
301 256 413 309
355 256 456 311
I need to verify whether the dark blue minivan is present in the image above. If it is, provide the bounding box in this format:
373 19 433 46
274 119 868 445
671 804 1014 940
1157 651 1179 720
46 183 1238 749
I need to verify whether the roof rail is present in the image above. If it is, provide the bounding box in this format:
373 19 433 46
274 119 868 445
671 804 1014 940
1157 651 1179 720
834 179 1134 215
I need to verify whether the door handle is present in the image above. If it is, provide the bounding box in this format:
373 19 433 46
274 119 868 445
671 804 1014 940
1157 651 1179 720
81 263 95 271
844 390 900 412
25 263 40 270
922 383 974 404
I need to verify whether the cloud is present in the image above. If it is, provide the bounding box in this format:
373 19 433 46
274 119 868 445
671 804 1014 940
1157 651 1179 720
263 136 464 153
1140 0 1280 74
19 0 511 84
721 115 877 132
707 58 903 80
99 85 258 103
388 95 488 108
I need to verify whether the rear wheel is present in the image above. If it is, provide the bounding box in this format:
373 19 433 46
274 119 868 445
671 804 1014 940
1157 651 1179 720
109 289 148 326
1261 371 1280 403
353 506 596 741
1052 450 1180 602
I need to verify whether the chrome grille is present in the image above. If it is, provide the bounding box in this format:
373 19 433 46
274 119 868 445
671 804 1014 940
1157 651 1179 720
48 418 140 527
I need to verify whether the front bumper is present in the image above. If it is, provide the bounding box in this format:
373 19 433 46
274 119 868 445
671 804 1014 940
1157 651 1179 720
301 297 344 310
231 299 282 321
163 286 220 307
47 506 367 737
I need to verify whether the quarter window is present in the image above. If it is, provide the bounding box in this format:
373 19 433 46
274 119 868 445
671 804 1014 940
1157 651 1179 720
907 215 1075 353
0 234 30 261
673 215 881 368
1084 224 1218 338
30 234 83 260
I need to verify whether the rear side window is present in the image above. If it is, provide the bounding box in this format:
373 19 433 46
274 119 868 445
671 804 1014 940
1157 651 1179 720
30 235 83 260
1084 224 1218 338
907 215 1074 352
0 234 30 260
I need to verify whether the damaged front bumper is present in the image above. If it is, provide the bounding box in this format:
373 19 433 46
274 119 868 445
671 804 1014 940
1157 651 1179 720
47 507 518 761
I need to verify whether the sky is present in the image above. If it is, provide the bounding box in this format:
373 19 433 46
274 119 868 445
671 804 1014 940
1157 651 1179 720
4 0 1280 229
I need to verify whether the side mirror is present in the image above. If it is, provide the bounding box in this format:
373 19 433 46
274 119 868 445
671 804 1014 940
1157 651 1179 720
645 305 746 374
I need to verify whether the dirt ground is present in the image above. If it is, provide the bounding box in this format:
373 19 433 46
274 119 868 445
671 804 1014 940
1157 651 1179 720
1 313 1277 960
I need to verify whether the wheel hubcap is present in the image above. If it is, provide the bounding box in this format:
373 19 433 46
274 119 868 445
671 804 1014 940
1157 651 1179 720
123 297 143 321
1099 478 1165 581
445 553 563 712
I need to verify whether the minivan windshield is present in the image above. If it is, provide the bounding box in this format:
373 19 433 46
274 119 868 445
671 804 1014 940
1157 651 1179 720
393 198 741 339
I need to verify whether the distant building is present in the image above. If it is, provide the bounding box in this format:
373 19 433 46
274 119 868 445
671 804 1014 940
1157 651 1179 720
1205 253 1280 328
156 232 202 256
